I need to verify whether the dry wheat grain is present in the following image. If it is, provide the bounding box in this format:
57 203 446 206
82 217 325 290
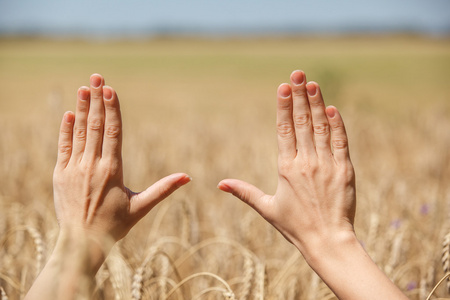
26 227 45 278
240 253 254 300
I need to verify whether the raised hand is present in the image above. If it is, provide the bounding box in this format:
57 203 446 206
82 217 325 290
218 70 356 253
25 74 191 300
53 74 191 242
218 70 408 300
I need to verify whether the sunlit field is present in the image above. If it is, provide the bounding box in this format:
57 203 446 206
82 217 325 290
0 36 449 299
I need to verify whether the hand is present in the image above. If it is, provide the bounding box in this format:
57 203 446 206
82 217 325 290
53 74 191 242
218 70 356 255
25 74 191 300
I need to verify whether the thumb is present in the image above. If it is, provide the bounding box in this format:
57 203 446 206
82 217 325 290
218 179 270 217
130 173 191 218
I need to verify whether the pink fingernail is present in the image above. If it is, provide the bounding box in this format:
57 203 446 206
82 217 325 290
177 174 192 186
103 86 113 100
278 84 291 98
306 83 317 96
64 112 74 123
291 70 305 85
78 87 89 100
217 182 231 193
326 107 336 118
90 74 102 88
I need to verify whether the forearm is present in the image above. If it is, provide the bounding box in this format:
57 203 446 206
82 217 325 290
24 229 112 300
300 232 408 300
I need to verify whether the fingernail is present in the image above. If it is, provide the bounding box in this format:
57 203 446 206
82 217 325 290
177 174 192 186
78 87 89 100
90 74 102 88
278 84 291 98
306 83 317 96
217 182 231 193
291 70 305 85
326 107 336 118
64 112 74 123
103 86 113 100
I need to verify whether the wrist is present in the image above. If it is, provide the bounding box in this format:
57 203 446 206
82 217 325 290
295 230 408 300
51 226 115 276
296 229 360 269
301 230 360 269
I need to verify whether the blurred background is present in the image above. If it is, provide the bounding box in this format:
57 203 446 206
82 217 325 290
1 1 450 299
1 0 450 37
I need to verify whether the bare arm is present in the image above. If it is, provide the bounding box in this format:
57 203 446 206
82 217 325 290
25 74 191 300
218 70 408 300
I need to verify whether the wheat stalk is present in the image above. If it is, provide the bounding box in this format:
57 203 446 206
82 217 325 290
426 273 450 300
442 232 450 294
164 272 234 299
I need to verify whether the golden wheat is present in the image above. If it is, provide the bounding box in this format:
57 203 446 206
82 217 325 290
442 232 450 294
0 36 449 299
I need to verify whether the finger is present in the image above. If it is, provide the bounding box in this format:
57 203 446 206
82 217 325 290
290 70 315 158
84 73 105 160
56 112 75 168
130 173 192 219
102 86 122 162
306 82 332 160
326 106 350 164
72 86 90 159
277 83 297 160
218 179 271 219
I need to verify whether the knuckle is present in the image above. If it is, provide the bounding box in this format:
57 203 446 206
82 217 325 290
105 163 120 176
88 118 103 131
100 158 121 176
313 123 330 135
74 128 86 140
330 121 345 132
278 159 293 175
332 137 348 150
58 143 72 155
301 161 318 176
293 113 311 127
105 125 121 138
340 164 355 183
277 121 295 139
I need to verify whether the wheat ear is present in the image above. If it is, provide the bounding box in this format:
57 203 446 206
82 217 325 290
442 232 450 293
240 253 254 300
26 226 45 277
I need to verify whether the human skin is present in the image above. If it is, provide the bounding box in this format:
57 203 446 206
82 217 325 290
24 74 191 300
218 70 409 300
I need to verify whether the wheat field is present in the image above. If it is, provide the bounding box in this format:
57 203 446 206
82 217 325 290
0 36 449 299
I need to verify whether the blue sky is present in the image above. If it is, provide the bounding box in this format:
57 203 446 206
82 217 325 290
0 0 449 37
